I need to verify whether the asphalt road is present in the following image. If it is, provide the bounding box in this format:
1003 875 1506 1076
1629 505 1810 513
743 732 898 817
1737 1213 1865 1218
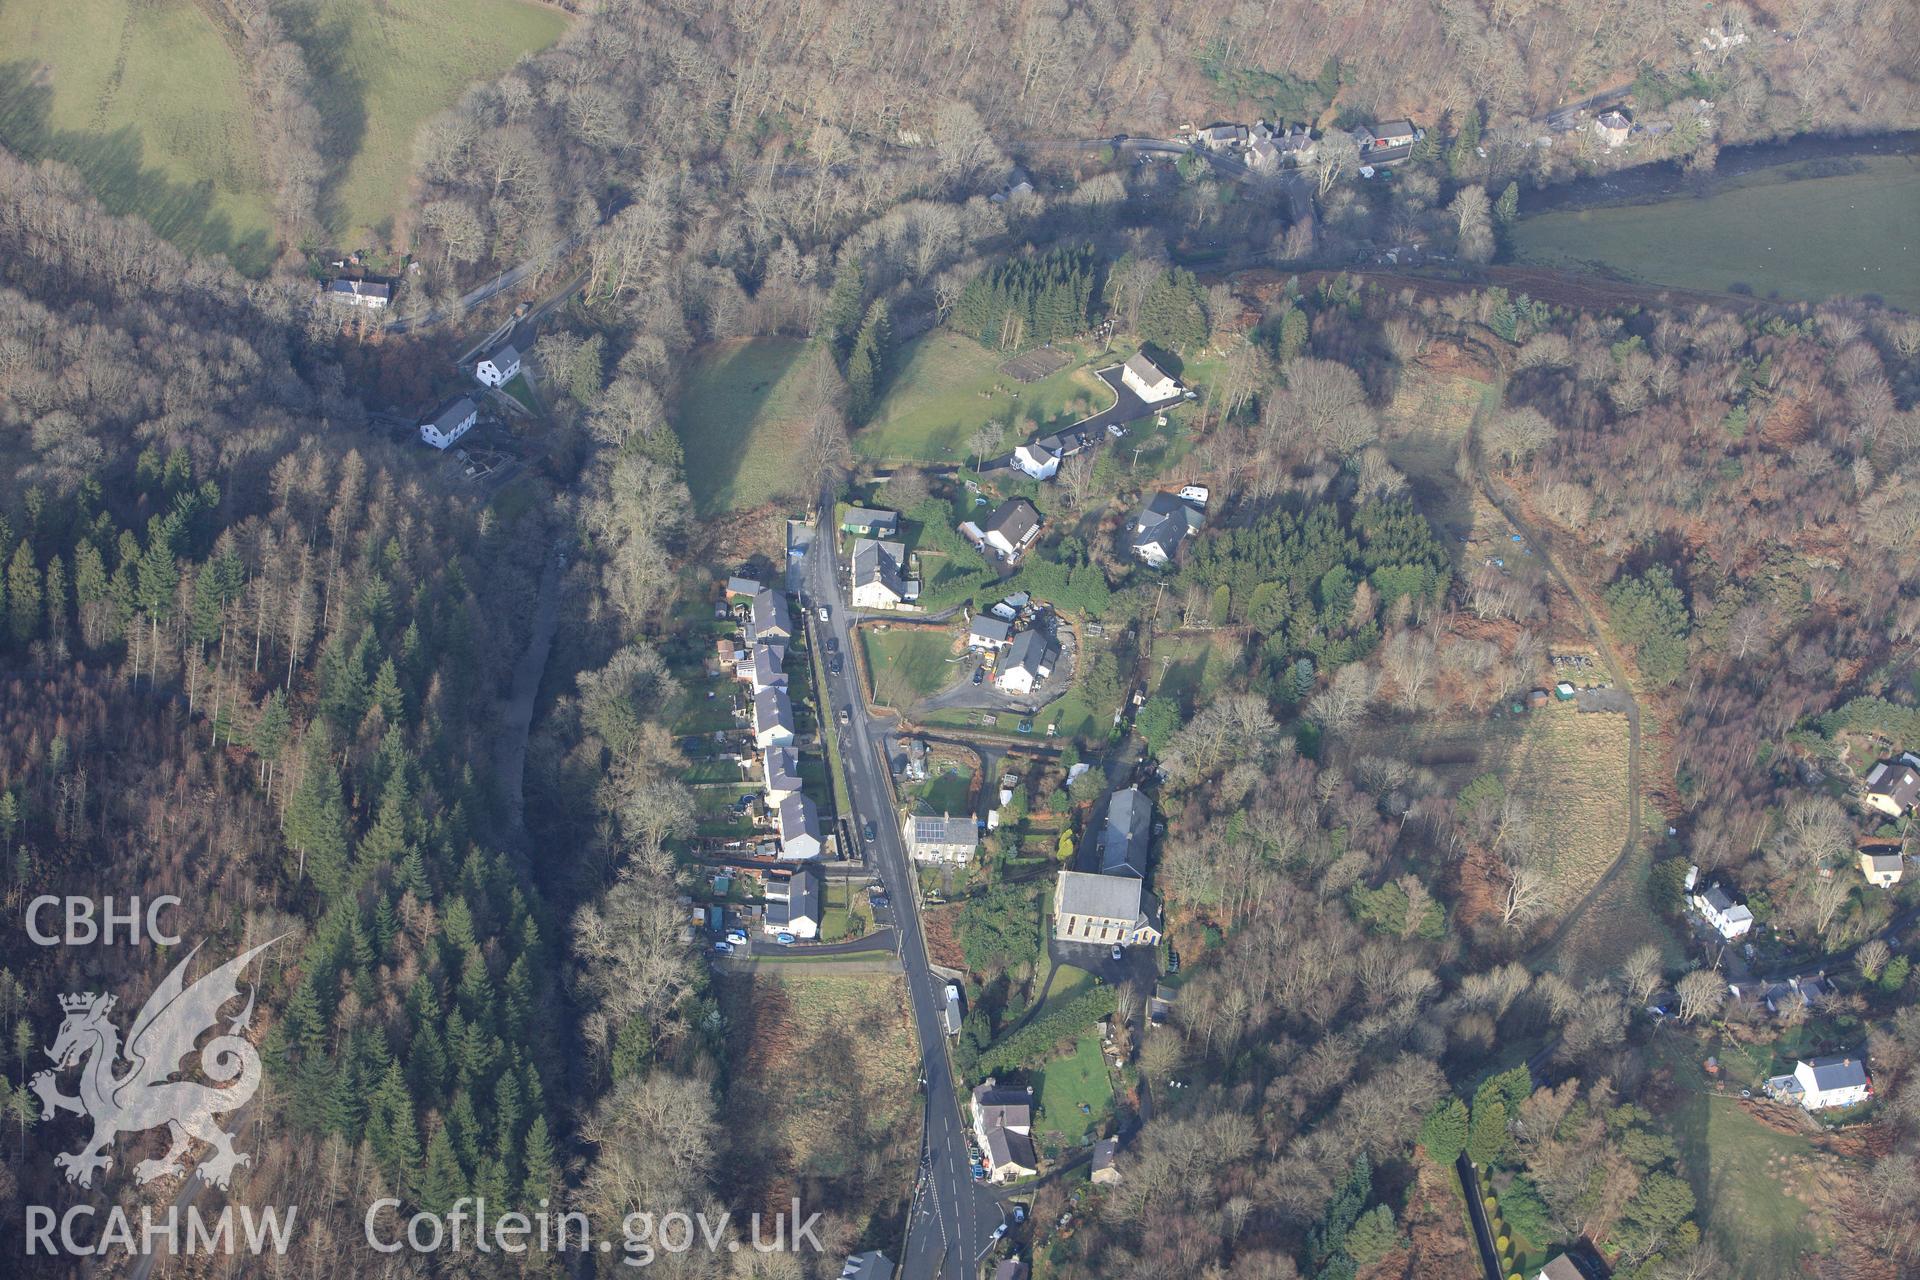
804 494 1004 1279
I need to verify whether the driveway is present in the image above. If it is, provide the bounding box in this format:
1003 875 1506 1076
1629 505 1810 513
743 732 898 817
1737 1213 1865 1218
983 366 1182 472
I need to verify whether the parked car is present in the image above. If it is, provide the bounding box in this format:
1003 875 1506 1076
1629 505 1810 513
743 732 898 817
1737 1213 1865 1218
989 1223 1007 1242
829 654 844 674
863 820 877 842
725 930 749 946
972 666 985 684
870 896 889 909
818 605 830 622
838 707 851 725
826 636 838 653
775 932 797 945
712 941 734 954
1111 946 1123 961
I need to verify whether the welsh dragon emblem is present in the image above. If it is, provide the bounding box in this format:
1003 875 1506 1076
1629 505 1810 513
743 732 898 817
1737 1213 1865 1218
31 937 284 1190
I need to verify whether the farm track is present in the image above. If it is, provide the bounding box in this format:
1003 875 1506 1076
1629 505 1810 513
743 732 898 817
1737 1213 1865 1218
1476 470 1645 971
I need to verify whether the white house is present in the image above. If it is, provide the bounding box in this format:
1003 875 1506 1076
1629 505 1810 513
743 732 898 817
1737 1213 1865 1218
476 343 522 387
1772 1054 1872 1111
1129 491 1205 566
981 499 1042 561
996 630 1056 697
1859 848 1904 887
1692 882 1754 940
968 615 1012 651
753 687 795 749
1121 352 1178 403
763 866 821 939
777 792 822 860
971 1082 1038 1183
1012 442 1059 481
420 397 479 450
325 278 390 309
905 812 977 863
850 539 914 610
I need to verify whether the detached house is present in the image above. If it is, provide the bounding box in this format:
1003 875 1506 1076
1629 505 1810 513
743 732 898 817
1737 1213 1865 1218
850 539 915 610
1859 846 1904 887
1121 352 1179 402
905 812 977 863
764 865 822 939
325 278 390 308
982 499 1042 561
995 629 1056 696
419 396 479 450
1692 882 1754 940
475 343 521 387
1129 490 1205 566
750 588 792 643
1012 442 1060 480
1770 1054 1872 1111
971 1081 1038 1183
1864 754 1920 817
1053 872 1161 948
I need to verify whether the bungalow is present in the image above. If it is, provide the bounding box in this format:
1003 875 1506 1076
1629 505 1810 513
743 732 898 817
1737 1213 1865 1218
762 746 803 806
1859 847 1904 887
905 812 977 863
1864 754 1920 816
1129 490 1205 566
1770 1054 1872 1111
1353 120 1422 154
971 1081 1039 1183
753 687 795 749
982 498 1042 560
475 343 521 387
1012 442 1060 480
1053 871 1162 947
850 538 915 610
777 792 823 860
1090 1137 1121 1185
325 278 390 308
839 1253 894 1280
1121 352 1179 403
750 588 793 643
1101 787 1151 878
841 506 900 537
419 396 479 450
763 865 822 939
1691 882 1753 940
968 615 1013 650
996 629 1056 696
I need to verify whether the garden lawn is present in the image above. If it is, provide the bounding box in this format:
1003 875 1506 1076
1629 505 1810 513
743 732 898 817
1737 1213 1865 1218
857 332 1109 463
1145 632 1239 709
674 338 816 514
1031 1030 1113 1152
861 627 958 707
914 767 973 816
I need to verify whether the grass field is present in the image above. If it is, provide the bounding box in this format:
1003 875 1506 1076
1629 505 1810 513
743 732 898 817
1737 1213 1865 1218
674 338 817 514
1031 1030 1113 1153
286 0 568 245
1511 153 1920 312
0 0 566 270
718 970 919 1226
1146 631 1240 709
861 627 959 707
0 0 276 271
856 332 1109 463
1378 362 1497 557
1651 1040 1840 1278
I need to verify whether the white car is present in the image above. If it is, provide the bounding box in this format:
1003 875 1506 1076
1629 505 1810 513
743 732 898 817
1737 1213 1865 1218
818 605 830 621
1110 946 1123 961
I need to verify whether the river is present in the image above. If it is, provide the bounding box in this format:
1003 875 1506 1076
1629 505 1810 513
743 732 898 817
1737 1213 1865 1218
1508 131 1920 312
